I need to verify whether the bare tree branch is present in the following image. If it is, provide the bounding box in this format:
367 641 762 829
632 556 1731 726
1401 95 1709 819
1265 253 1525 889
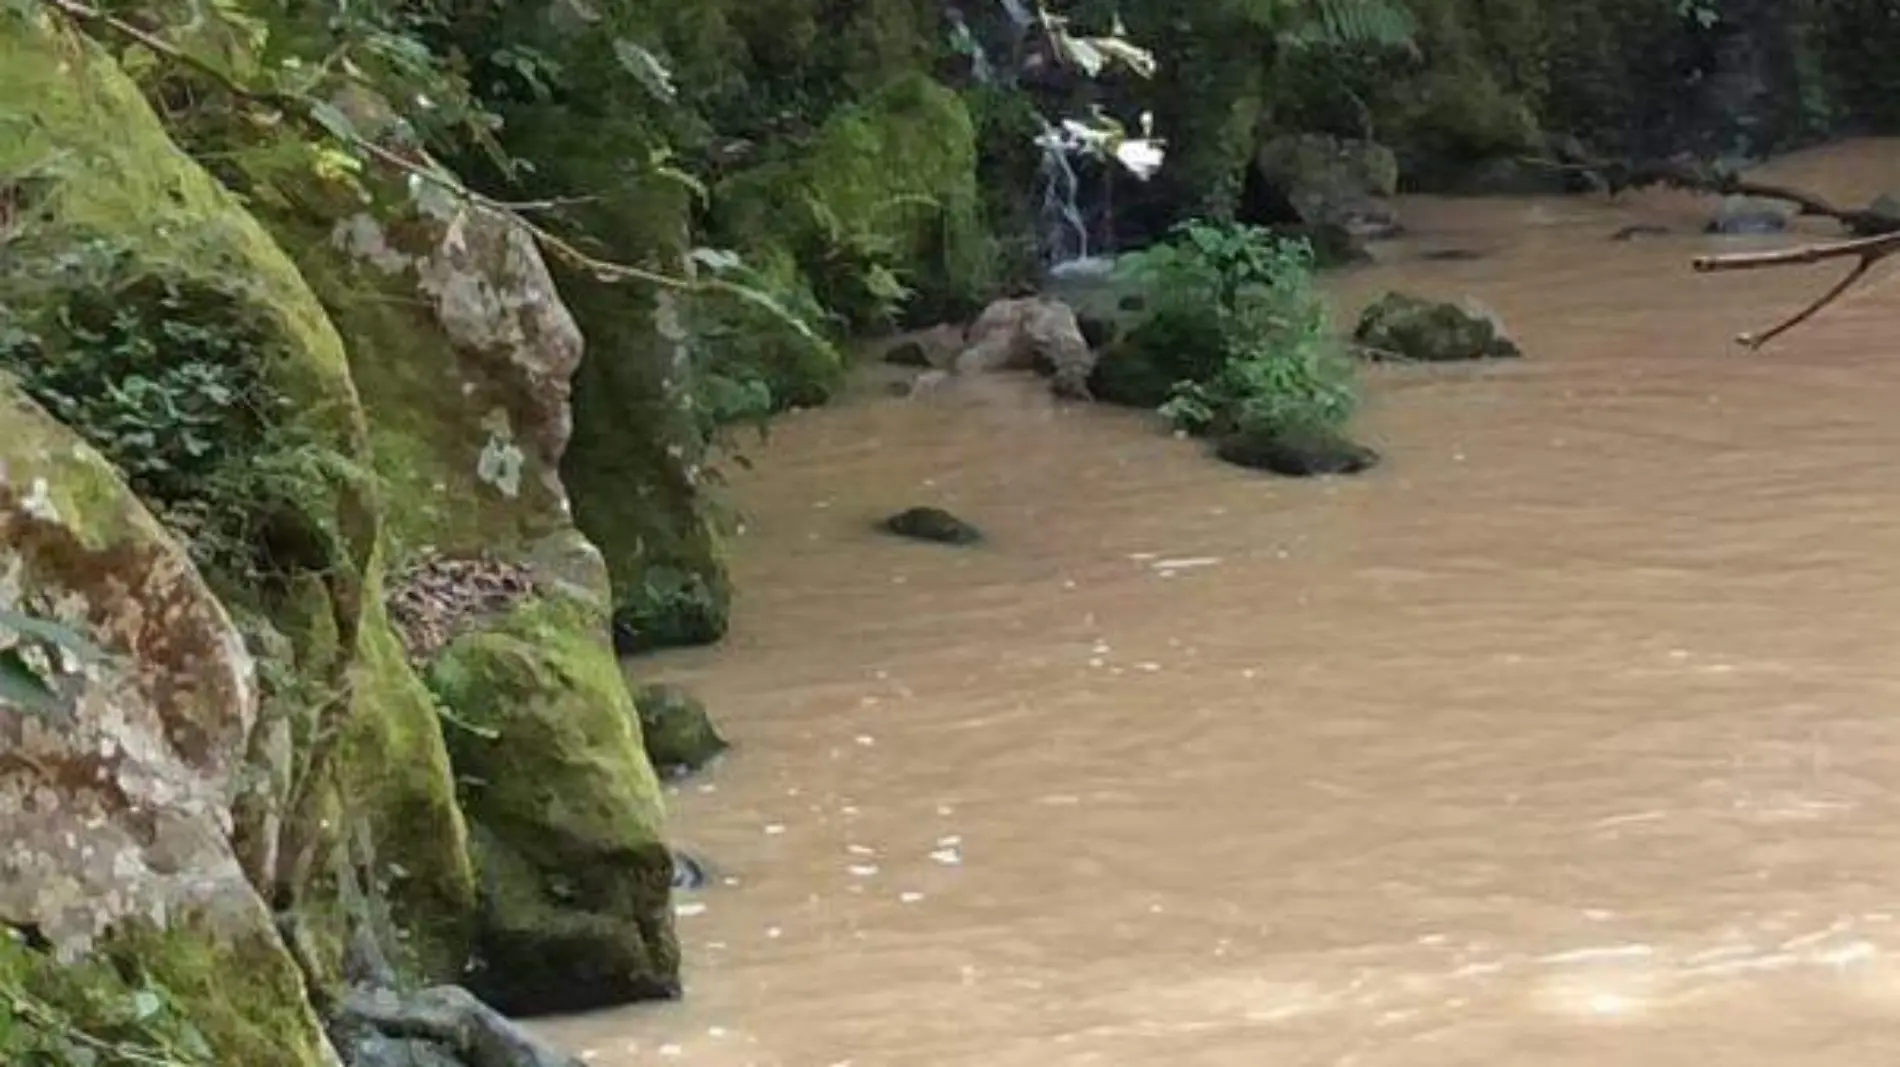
1692 231 1900 348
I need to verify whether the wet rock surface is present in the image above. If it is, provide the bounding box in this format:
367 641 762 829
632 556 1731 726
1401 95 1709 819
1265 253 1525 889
635 682 730 778
881 507 984 546
1352 291 1524 363
329 985 585 1067
1215 424 1381 478
1706 195 1790 234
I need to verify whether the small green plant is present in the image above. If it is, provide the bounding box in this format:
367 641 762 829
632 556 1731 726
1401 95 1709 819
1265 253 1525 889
1115 218 1358 439
0 938 215 1066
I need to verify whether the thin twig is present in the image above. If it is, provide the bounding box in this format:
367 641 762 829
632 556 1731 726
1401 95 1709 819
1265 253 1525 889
1692 231 1900 348
40 0 815 337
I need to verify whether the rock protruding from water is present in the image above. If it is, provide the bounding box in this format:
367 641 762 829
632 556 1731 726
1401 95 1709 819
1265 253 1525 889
671 848 713 891
635 683 729 778
1255 134 1400 238
956 296 1096 398
329 985 585 1067
1216 424 1381 478
882 506 983 546
1706 195 1790 235
1612 223 1672 241
1352 292 1523 363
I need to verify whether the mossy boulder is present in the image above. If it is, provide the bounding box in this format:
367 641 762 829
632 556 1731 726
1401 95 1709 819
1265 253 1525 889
634 683 730 779
1352 292 1524 362
427 597 678 1017
1215 423 1381 477
1254 134 1401 236
0 380 332 1066
1 5 481 994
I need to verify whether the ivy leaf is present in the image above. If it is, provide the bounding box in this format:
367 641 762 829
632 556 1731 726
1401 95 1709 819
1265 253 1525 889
0 608 105 665
130 988 163 1021
612 38 677 104
307 101 358 143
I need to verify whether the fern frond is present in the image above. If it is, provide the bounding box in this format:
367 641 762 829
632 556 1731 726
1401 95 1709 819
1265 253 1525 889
1227 0 1416 51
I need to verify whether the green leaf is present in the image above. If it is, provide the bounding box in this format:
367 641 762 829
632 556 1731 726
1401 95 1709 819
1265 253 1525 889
130 989 163 1021
307 101 358 143
612 38 676 104
0 648 66 723
0 607 105 665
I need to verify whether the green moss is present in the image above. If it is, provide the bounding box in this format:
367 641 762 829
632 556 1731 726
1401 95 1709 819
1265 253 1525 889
715 72 989 331
1 920 330 1067
425 595 678 1015
338 582 478 979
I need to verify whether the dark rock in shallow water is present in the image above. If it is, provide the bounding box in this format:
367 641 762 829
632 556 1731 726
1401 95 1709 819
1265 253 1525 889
1419 247 1486 262
1215 425 1380 477
882 506 982 545
635 683 729 778
1612 223 1671 241
1353 291 1522 363
671 848 713 890
330 986 585 1067
1117 293 1146 313
1705 196 1788 235
883 339 933 367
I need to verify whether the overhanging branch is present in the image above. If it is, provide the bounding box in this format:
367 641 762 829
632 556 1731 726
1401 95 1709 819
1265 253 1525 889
1692 231 1900 349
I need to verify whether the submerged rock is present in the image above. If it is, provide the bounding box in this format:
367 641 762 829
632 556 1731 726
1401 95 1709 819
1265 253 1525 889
1612 223 1672 241
882 506 983 545
1352 292 1524 363
670 848 713 891
1255 134 1400 237
1705 195 1790 235
635 682 729 778
956 296 1095 398
1215 424 1381 477
329 985 584 1067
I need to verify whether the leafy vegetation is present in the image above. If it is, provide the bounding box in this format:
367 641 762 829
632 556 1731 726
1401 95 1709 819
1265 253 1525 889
0 606 106 724
0 936 214 1067
0 234 341 590
1113 219 1358 439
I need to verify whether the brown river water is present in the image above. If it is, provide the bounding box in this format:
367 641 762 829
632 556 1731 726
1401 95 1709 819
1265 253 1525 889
540 140 1900 1065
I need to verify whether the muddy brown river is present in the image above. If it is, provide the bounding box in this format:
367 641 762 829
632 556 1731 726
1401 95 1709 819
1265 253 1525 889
541 140 1900 1065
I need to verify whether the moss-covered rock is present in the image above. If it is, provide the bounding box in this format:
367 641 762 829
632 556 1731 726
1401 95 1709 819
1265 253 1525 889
0 378 331 1065
634 683 730 779
0 8 479 1008
1352 292 1524 363
426 597 677 1017
1214 423 1381 477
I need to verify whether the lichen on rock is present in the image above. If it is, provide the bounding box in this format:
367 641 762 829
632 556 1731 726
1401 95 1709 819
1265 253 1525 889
0 382 333 1066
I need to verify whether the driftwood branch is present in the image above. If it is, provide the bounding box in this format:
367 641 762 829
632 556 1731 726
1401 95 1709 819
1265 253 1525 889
1693 231 1900 348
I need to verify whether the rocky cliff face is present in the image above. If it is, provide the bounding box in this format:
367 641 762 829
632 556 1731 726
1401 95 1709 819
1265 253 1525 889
1 10 677 1062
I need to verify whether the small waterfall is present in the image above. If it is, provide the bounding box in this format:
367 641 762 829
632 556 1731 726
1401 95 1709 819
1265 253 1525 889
946 0 1161 276
1035 118 1092 265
